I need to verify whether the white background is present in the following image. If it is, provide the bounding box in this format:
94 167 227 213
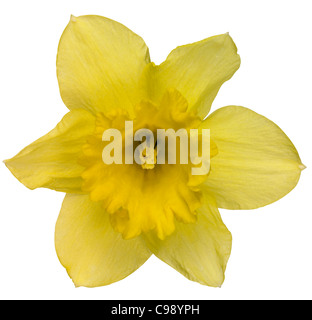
0 0 311 300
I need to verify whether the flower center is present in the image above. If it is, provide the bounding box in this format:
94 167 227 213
79 89 214 240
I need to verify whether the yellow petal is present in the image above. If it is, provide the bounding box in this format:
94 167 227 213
4 109 95 192
57 15 150 116
143 34 240 118
144 195 232 287
55 194 151 287
201 106 303 209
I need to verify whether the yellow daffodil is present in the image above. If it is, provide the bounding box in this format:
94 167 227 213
5 15 304 288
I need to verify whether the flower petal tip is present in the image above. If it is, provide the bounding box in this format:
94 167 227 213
299 163 307 171
70 14 77 22
3 159 12 170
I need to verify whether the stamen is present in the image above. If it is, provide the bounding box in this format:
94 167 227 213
141 147 157 170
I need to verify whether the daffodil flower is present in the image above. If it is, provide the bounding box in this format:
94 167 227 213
5 15 304 288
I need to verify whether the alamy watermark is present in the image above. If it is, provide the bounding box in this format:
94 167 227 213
102 121 211 175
